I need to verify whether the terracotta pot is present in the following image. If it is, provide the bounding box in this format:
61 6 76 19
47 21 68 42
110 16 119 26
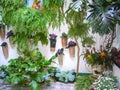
92 64 104 75
2 44 8 58
61 38 67 48
69 46 75 57
50 47 55 52
0 24 5 39
58 54 63 66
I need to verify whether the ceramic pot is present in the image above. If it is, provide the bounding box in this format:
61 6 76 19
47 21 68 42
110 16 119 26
58 54 63 66
61 38 67 48
69 46 75 57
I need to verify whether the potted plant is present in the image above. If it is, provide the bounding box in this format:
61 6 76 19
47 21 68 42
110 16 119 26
49 34 57 52
0 24 5 39
92 73 119 90
60 32 68 48
68 40 76 57
1 42 8 58
84 45 114 74
6 30 14 47
56 48 64 66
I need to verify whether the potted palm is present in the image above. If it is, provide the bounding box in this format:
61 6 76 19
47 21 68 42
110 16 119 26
1 42 8 58
61 32 68 48
68 41 76 57
49 34 57 52
56 48 64 66
0 24 5 39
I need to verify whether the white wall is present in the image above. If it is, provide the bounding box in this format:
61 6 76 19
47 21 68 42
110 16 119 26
0 0 120 79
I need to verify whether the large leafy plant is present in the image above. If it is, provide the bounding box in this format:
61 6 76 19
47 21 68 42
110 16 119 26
87 0 120 34
0 49 56 90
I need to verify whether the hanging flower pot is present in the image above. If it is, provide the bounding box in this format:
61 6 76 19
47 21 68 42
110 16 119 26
1 42 8 58
69 46 75 57
6 30 14 47
49 34 57 52
61 32 68 48
68 41 76 57
0 24 5 39
56 48 64 66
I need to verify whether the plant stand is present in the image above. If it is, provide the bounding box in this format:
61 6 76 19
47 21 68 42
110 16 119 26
69 47 75 57
58 54 63 66
61 38 67 48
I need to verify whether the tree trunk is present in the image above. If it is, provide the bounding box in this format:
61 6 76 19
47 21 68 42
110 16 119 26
75 37 80 76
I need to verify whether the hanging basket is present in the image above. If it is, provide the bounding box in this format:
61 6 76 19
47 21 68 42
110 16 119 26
58 54 63 66
69 46 75 57
61 38 67 48
0 24 5 39
1 42 9 58
50 40 56 52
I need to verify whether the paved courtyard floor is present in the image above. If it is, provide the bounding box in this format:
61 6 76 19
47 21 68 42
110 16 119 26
0 80 75 90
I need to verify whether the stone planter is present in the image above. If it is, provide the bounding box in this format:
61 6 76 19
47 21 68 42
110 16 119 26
58 54 63 66
0 24 5 39
69 47 75 57
92 64 104 75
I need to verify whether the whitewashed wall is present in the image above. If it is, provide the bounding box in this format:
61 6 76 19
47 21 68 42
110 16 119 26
0 0 120 84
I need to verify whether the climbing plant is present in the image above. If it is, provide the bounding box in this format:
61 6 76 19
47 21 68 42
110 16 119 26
0 0 64 53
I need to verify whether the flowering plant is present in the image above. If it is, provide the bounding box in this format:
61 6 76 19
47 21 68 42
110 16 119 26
84 45 114 70
68 41 76 47
49 33 57 40
60 32 68 38
56 48 64 56
49 33 57 48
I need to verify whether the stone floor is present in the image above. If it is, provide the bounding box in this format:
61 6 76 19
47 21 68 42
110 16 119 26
0 80 75 90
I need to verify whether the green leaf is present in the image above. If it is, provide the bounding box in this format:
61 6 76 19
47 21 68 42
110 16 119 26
11 76 21 85
29 80 40 90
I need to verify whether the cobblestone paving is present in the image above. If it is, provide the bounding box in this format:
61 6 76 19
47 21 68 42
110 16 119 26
0 80 75 90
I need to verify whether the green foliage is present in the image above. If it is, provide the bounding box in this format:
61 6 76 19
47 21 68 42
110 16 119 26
0 49 56 90
87 0 120 35
1 0 25 25
50 68 76 83
11 7 48 52
92 73 119 90
1 0 64 53
82 36 95 47
76 75 95 90
67 10 89 38
43 0 64 28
